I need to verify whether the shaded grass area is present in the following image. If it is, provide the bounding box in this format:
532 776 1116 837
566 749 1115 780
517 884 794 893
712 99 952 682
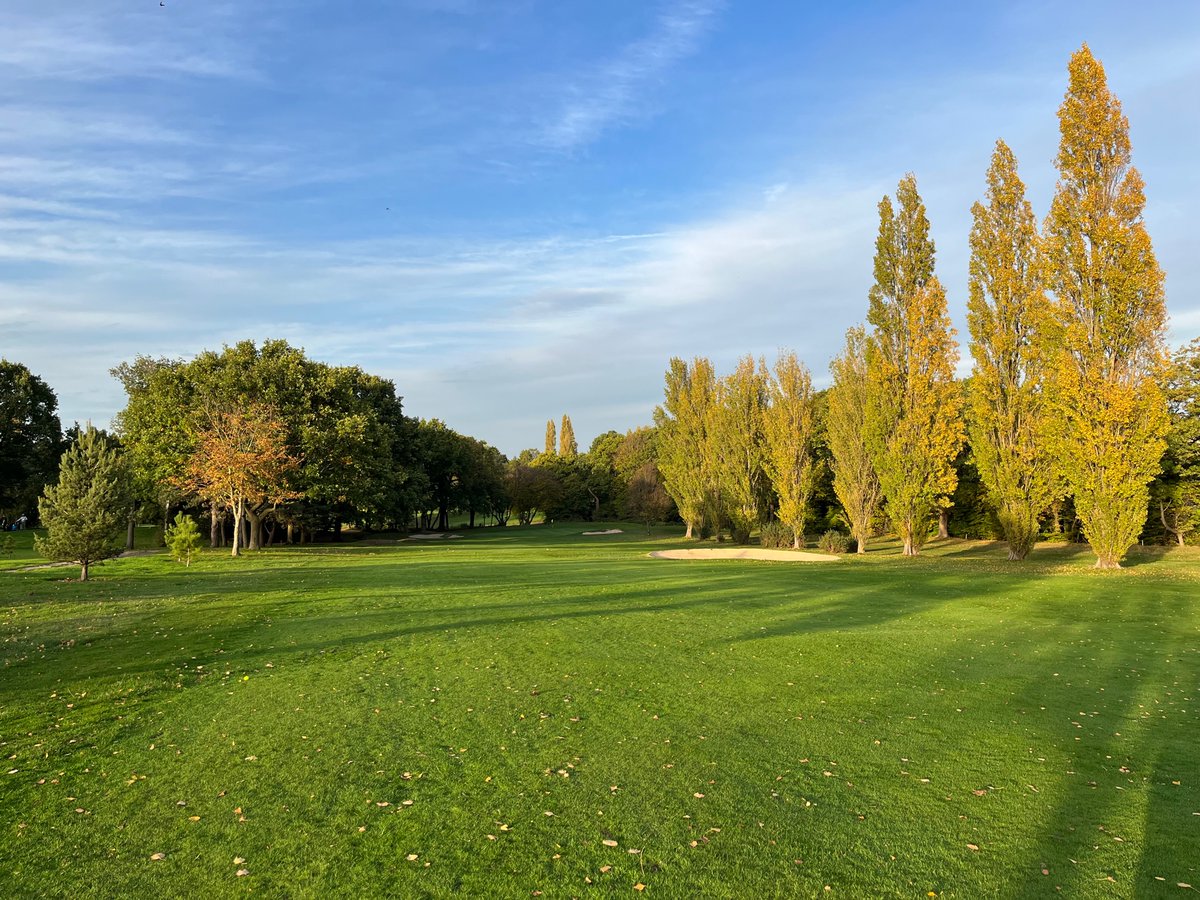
1 525 1197 897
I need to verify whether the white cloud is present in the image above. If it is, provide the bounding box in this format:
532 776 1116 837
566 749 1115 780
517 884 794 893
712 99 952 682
538 0 722 151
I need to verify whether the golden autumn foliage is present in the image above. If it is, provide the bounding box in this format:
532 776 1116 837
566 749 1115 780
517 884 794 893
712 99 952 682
827 327 882 554
1042 44 1168 568
654 357 717 538
709 355 768 544
184 404 299 557
865 175 964 555
761 351 818 549
967 139 1053 560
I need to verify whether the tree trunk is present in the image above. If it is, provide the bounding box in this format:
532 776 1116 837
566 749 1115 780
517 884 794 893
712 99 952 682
126 518 136 551
231 501 243 557
1094 555 1121 569
685 520 694 539
287 522 295 544
469 508 476 529
80 559 89 582
210 505 221 548
246 507 263 550
937 508 949 539
162 502 170 547
1051 499 1063 534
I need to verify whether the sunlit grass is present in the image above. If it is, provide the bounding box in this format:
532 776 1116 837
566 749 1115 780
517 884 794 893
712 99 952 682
1 524 1197 897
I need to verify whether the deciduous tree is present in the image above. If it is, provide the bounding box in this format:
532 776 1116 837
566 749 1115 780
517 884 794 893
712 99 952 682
559 415 577 458
762 351 817 548
967 140 1053 560
544 419 557 457
826 328 881 554
654 357 716 538
710 356 767 544
0 360 65 523
184 404 299 556
1042 45 1168 568
865 175 964 555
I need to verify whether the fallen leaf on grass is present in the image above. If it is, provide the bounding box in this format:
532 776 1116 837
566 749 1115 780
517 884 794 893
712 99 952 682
406 854 419 862
233 857 245 865
150 853 165 861
967 844 979 852
188 816 200 822
972 789 987 796
634 884 645 892
693 792 705 798
599 865 612 873
602 839 618 847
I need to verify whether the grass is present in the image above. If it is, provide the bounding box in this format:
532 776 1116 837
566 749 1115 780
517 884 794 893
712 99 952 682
1 524 1197 897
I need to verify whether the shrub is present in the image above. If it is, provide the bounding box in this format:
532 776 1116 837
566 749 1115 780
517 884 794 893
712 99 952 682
817 530 851 554
759 521 794 549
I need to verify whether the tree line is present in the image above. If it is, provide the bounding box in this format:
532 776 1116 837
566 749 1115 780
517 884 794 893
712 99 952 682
654 45 1198 568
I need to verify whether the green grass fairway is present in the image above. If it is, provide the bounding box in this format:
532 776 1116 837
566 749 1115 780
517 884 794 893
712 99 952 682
2 526 1198 897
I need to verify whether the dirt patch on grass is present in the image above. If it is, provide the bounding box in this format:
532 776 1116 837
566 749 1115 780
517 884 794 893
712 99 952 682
649 547 839 562
582 529 624 535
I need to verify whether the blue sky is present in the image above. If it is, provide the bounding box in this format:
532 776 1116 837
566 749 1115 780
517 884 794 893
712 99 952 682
2 0 1198 454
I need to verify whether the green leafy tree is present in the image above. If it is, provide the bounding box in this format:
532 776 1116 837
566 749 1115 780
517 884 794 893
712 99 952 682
967 140 1053 560
544 419 557 457
623 462 673 532
762 351 818 548
35 426 132 581
0 360 65 523
826 328 882 554
165 512 203 566
865 175 964 555
1042 45 1169 568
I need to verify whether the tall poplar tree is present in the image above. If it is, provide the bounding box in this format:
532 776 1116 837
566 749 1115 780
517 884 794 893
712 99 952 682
544 419 557 457
1042 44 1168 568
865 175 964 555
967 140 1052 560
827 328 882 554
710 356 767 544
654 357 716 538
762 351 817 549
559 415 578 458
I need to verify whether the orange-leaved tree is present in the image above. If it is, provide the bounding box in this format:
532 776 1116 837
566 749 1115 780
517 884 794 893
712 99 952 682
185 404 299 557
1042 44 1168 568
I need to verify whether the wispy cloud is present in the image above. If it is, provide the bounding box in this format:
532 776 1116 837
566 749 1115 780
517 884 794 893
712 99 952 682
538 0 722 151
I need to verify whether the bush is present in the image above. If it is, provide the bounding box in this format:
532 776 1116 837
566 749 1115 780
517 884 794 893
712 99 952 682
817 530 851 554
759 521 795 549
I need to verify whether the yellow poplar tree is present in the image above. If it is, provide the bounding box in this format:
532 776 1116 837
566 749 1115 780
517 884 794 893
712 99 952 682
559 414 577 458
762 351 817 549
1042 44 1168 568
654 357 716 538
865 175 964 555
967 139 1053 560
709 355 767 544
543 419 557 457
827 327 882 554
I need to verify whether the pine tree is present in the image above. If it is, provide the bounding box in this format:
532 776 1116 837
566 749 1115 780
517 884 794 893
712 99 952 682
1042 44 1168 568
165 511 203 566
559 414 577 458
762 351 817 549
865 175 964 555
36 426 132 581
654 357 716 538
967 139 1052 560
827 327 882 554
544 419 557 457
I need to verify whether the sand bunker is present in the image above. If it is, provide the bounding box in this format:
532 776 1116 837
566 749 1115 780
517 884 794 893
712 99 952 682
405 533 463 541
649 548 839 562
582 529 624 536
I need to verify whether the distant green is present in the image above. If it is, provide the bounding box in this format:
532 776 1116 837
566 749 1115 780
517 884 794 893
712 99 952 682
1 525 1197 898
